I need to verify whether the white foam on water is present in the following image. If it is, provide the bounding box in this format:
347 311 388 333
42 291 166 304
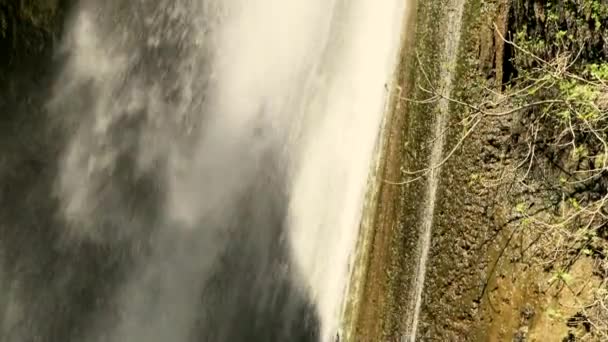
287 0 406 339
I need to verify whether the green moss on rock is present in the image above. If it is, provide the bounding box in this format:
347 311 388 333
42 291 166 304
510 0 608 68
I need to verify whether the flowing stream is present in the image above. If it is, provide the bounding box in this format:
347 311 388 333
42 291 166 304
0 0 408 341
404 1 466 340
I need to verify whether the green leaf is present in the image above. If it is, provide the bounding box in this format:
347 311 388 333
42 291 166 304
569 198 581 210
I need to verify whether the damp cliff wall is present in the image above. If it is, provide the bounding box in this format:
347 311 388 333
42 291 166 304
352 0 608 341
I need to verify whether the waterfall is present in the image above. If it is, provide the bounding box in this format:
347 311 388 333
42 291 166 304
3 0 405 341
404 0 466 340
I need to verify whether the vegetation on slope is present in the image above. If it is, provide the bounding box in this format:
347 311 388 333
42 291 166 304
505 2 608 339
400 0 608 339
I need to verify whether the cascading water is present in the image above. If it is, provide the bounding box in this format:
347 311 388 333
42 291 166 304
0 0 405 341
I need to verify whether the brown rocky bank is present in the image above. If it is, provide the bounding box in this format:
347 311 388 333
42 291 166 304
350 0 608 341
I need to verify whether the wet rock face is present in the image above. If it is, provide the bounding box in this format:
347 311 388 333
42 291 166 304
510 0 608 64
0 1 320 341
0 0 66 68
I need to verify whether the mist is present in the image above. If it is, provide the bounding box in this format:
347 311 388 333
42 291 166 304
0 0 405 341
